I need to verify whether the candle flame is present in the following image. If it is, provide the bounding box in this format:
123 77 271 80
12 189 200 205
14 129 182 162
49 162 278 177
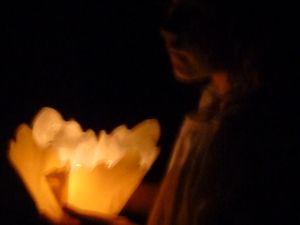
8 107 160 222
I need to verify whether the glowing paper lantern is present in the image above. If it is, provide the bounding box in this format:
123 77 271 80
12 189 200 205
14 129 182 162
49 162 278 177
8 107 160 223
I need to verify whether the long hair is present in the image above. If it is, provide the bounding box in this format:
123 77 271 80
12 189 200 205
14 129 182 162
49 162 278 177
161 0 298 98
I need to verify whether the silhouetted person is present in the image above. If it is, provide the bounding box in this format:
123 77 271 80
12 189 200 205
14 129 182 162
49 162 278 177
145 1 299 225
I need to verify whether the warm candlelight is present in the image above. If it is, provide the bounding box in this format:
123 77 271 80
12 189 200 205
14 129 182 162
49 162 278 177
8 107 160 223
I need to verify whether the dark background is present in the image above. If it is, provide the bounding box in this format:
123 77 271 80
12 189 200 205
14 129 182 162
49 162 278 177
2 1 299 225
1 1 200 224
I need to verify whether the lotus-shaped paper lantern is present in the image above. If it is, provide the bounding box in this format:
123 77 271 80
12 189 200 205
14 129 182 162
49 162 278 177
8 107 160 223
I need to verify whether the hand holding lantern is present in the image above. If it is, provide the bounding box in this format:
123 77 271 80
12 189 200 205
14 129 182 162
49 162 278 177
8 107 160 224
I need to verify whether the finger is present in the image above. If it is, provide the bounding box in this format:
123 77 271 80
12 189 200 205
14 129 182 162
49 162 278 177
39 212 80 225
111 217 138 225
62 206 116 225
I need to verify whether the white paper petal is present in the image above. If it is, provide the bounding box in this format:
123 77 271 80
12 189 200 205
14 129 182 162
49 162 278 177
32 107 64 149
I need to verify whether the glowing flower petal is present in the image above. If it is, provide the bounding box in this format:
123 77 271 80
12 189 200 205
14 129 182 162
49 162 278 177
8 106 160 221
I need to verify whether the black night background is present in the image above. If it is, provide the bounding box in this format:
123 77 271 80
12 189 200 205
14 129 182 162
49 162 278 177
1 1 299 225
1 1 200 224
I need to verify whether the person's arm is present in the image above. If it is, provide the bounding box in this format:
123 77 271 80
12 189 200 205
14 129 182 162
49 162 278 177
123 182 160 217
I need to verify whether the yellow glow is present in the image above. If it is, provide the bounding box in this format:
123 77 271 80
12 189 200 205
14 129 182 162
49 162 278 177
8 107 160 223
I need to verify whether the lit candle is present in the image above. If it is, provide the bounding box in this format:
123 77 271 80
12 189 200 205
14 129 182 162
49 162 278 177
8 107 160 223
